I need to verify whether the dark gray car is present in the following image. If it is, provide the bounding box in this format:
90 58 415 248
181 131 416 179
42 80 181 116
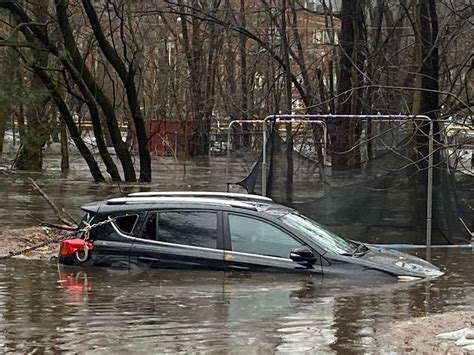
58 192 444 280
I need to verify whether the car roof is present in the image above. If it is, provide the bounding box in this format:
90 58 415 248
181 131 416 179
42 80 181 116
81 192 293 216
127 191 273 202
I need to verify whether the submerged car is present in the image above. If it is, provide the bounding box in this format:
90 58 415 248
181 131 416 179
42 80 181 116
59 192 444 280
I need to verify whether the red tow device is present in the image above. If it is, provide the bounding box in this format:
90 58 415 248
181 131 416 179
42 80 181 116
59 239 94 257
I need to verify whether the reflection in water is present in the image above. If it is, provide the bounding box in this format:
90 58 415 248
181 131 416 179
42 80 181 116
58 270 92 305
0 249 472 353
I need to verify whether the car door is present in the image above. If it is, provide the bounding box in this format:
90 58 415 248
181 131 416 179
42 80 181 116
223 212 323 274
88 213 143 268
129 209 226 270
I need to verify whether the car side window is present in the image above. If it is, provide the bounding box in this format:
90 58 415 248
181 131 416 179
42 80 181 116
142 213 157 240
228 214 303 259
141 211 218 249
114 214 138 235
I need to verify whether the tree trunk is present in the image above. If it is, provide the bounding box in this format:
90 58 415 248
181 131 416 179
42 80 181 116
181 2 204 156
0 7 21 155
280 0 294 202
333 0 365 167
62 60 122 181
412 0 440 169
55 0 128 181
1 32 101 179
0 0 130 180
239 0 251 147
17 106 25 143
222 29 240 150
0 107 6 156
33 65 105 182
60 117 69 174
179 0 221 157
81 0 151 181
14 0 50 171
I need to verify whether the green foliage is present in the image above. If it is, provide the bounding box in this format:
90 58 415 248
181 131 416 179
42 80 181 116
57 49 69 60
0 55 47 117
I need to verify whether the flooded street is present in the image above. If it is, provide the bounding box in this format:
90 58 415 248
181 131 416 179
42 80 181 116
0 155 473 352
0 249 472 353
0 156 241 230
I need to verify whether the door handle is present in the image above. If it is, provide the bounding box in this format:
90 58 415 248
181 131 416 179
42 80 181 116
228 265 250 271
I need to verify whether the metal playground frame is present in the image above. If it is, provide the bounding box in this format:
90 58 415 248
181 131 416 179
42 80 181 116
226 114 435 248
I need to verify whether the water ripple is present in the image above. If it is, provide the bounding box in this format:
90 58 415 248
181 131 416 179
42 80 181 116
0 250 472 353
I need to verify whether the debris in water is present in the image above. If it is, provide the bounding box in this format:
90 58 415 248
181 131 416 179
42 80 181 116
466 330 474 339
436 327 470 340
436 327 474 351
0 227 60 260
455 337 474 346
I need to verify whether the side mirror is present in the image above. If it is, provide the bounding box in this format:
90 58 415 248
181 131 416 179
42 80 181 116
290 246 317 263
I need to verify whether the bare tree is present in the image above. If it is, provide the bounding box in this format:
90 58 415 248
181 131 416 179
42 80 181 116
12 0 51 171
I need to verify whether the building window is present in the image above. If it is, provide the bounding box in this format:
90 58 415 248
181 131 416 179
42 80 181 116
313 29 325 44
313 29 339 45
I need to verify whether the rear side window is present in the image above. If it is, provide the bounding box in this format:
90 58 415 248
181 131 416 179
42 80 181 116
114 215 138 234
142 211 218 249
90 214 138 241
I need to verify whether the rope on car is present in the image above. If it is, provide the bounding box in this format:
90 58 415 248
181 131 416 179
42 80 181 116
78 216 115 239
0 217 116 260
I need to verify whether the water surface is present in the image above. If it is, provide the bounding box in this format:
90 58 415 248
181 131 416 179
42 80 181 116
0 249 472 353
1 154 472 352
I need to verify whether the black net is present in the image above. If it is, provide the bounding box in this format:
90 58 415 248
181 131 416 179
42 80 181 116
230 119 473 245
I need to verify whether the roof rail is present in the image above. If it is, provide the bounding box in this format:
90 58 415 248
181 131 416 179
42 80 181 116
127 191 273 202
106 196 259 210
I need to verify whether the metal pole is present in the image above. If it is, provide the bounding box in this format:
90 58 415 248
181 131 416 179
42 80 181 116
226 121 234 192
262 122 267 196
426 119 434 253
322 122 327 165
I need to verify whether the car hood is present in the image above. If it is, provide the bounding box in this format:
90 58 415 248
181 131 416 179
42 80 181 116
332 245 444 278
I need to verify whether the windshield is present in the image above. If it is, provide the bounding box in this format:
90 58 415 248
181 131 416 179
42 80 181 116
280 213 356 255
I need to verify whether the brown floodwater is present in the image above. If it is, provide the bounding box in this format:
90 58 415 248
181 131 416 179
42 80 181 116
0 249 473 353
0 156 246 230
0 155 473 352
